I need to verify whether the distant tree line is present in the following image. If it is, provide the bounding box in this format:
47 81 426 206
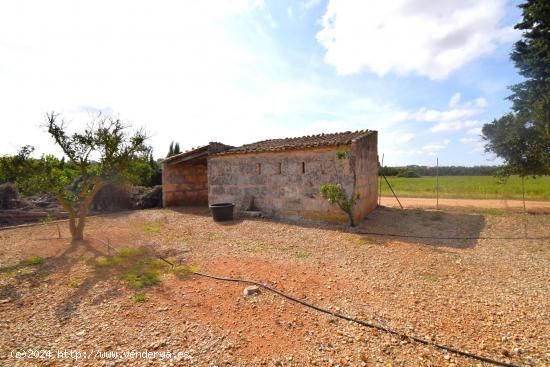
379 165 502 177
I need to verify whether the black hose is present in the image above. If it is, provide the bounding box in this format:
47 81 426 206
87 237 523 367
352 229 550 241
192 271 522 367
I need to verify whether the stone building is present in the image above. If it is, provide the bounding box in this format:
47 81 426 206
162 143 232 207
162 130 378 224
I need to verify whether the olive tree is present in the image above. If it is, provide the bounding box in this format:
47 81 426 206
16 112 149 241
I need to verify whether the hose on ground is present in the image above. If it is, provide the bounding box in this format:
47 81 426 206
352 229 550 241
88 236 523 367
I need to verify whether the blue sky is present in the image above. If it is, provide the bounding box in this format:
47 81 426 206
0 0 523 166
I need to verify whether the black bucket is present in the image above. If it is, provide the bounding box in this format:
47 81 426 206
209 203 235 222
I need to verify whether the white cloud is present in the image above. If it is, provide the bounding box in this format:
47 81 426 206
449 92 461 108
429 119 479 133
466 126 482 135
404 95 487 133
421 139 451 156
0 0 283 157
460 136 484 152
303 0 322 9
316 0 518 79
398 133 415 143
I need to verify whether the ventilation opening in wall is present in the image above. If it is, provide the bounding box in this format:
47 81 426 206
301 162 305 174
278 162 282 174
257 163 261 174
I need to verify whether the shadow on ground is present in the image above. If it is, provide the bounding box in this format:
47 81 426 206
217 206 488 249
0 239 123 322
354 206 486 248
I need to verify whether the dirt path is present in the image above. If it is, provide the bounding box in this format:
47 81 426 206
381 196 550 212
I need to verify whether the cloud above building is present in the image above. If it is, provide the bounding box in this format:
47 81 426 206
316 0 518 79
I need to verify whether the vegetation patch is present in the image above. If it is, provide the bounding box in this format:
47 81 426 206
420 273 440 283
171 264 199 278
248 242 288 253
94 247 172 288
23 256 44 266
346 234 376 246
479 208 506 216
294 250 310 259
68 277 80 287
204 232 220 241
428 212 443 221
142 221 163 234
40 215 56 224
132 293 148 303
0 255 44 277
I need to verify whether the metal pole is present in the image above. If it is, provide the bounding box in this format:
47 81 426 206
383 174 403 209
521 175 526 213
436 157 439 210
378 153 384 206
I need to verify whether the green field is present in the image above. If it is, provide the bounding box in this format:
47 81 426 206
380 175 550 200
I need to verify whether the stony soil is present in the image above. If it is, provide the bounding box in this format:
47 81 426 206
381 196 550 213
0 207 549 366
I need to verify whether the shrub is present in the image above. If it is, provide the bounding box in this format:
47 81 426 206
132 293 148 302
23 256 44 266
397 169 421 178
320 183 359 226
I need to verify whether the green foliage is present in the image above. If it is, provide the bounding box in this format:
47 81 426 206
294 250 310 259
319 183 360 226
379 165 500 177
142 221 163 233
335 149 348 160
123 270 161 288
483 0 550 176
397 169 421 178
93 247 168 288
0 255 44 276
40 215 56 224
166 141 181 158
132 293 148 302
482 113 549 176
171 264 199 278
320 150 360 226
8 112 151 241
68 277 80 287
23 256 44 266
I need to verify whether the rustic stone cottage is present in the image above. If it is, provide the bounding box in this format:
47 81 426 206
162 130 378 224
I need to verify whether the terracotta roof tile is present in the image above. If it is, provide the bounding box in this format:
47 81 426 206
163 142 233 163
215 130 375 156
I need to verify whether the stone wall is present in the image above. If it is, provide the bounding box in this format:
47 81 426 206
162 158 208 206
352 132 378 223
208 146 370 222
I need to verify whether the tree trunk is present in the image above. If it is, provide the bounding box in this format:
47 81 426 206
55 179 104 243
68 215 79 240
347 211 355 227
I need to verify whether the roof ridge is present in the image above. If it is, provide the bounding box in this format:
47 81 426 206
215 129 374 156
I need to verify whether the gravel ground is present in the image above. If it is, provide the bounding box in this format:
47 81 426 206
0 206 549 366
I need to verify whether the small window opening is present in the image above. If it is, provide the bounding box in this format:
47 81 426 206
257 163 261 174
278 162 282 174
301 162 305 174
